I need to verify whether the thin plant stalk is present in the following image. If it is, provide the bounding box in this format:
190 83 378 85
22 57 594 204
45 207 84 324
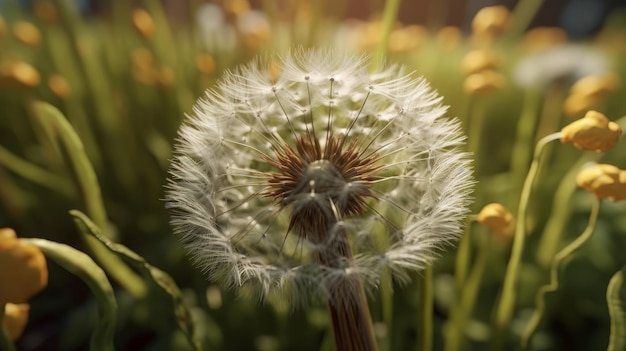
445 230 492 351
505 0 544 39
509 87 542 208
455 216 476 290
490 132 562 350
372 0 402 71
521 198 601 349
0 305 17 351
417 265 434 351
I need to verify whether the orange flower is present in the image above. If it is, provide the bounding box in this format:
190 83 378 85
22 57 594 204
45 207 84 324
463 69 506 96
576 164 626 201
0 228 48 305
477 203 514 238
560 110 621 152
2 303 29 341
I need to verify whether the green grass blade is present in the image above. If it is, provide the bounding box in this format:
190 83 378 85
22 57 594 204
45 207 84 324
607 266 626 351
70 210 202 351
30 101 147 298
26 238 117 351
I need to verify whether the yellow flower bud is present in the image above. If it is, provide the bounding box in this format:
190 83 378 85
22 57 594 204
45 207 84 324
34 0 58 23
48 74 70 98
0 61 41 88
132 9 154 39
389 25 427 53
521 26 568 52
462 49 501 75
576 164 626 201
463 70 506 96
570 74 620 99
3 303 29 341
560 110 621 152
224 0 251 16
472 5 511 37
477 203 514 238
437 26 463 51
0 228 48 305
196 53 216 74
563 93 602 117
12 21 41 46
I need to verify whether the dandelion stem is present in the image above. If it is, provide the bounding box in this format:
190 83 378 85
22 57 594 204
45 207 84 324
317 234 378 351
491 132 561 350
417 265 434 351
372 0 402 71
521 198 601 349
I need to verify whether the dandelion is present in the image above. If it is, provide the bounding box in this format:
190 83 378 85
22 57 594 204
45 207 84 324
166 50 473 348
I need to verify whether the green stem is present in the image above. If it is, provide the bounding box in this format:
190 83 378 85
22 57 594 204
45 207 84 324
0 304 17 351
417 265 434 351
490 132 562 350
505 0 545 39
455 217 476 290
26 238 118 351
521 198 601 349
380 269 393 351
0 144 74 197
371 0 402 71
32 102 147 298
606 266 626 351
445 231 492 351
509 88 542 208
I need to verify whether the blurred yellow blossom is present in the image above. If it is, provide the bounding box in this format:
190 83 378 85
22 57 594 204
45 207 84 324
34 0 58 23
570 73 620 98
563 93 602 117
521 27 568 52
576 164 626 201
0 228 48 305
437 26 463 50
389 25 427 52
48 74 70 98
2 303 29 341
471 5 511 46
223 0 251 17
12 21 41 46
560 110 621 152
463 70 506 96
196 53 216 74
477 203 514 238
132 8 155 38
0 61 41 88
462 49 501 75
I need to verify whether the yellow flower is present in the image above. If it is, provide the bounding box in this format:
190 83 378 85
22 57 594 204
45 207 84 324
462 49 501 75
560 110 621 152
570 74 620 99
0 61 41 88
2 303 29 341
195 53 216 75
463 69 506 96
12 21 41 46
48 74 70 99
437 26 463 51
132 8 154 39
389 25 427 52
521 27 568 52
477 203 514 238
576 164 626 201
471 5 511 42
0 228 48 305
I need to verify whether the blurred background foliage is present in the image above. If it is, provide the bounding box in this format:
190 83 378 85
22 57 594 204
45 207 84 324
1 0 626 350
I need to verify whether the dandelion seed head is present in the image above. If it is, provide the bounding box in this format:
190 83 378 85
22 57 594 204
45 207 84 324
166 49 474 306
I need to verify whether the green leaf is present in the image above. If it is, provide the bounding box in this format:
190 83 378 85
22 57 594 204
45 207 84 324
26 238 117 351
607 265 626 351
30 101 147 298
70 210 203 351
